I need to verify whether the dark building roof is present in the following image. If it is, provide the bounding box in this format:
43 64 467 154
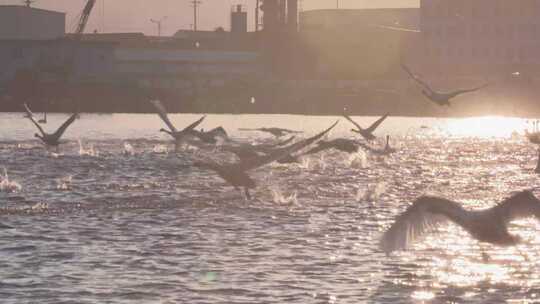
0 5 65 16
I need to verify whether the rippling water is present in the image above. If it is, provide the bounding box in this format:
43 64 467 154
1 113 539 303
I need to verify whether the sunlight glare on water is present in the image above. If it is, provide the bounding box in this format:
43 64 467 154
443 116 528 138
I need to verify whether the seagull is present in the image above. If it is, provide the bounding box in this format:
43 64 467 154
23 103 78 149
195 121 338 199
149 100 205 141
402 64 488 106
239 127 302 138
343 113 389 141
359 135 396 155
304 138 360 155
380 190 540 254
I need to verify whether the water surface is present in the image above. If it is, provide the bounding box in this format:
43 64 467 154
0 113 539 303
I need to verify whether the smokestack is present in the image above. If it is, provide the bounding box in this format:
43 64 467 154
231 4 247 33
262 0 279 32
287 0 298 32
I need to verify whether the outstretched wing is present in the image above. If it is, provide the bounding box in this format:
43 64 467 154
303 141 330 155
23 103 46 136
379 196 465 253
276 136 296 147
52 112 78 140
401 64 434 93
494 190 540 223
149 100 178 133
447 83 489 99
343 114 364 131
240 121 339 171
182 115 206 132
365 113 389 134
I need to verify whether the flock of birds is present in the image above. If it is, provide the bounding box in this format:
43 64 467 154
5 65 540 259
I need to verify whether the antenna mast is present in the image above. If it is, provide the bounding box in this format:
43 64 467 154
190 0 202 31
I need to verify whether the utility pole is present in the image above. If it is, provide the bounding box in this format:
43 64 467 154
150 16 167 36
336 0 339 9
190 0 202 32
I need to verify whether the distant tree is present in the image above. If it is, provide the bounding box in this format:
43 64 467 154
214 26 225 33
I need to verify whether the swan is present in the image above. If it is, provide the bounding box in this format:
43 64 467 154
239 127 302 138
380 191 540 254
402 64 488 106
195 121 338 199
23 103 77 149
149 100 205 141
343 113 389 141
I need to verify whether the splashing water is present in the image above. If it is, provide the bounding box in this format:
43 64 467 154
347 150 368 168
78 139 99 157
152 144 169 154
270 187 298 205
0 168 22 193
123 142 135 156
56 176 72 191
31 202 49 211
356 182 386 202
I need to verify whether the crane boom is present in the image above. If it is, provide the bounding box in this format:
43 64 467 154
74 0 96 37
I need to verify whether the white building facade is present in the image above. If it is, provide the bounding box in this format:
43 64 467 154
0 6 65 40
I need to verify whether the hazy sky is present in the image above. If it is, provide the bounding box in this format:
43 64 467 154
0 0 418 35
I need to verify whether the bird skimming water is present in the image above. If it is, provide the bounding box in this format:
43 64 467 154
195 121 338 199
23 103 78 150
343 113 388 141
380 190 540 254
239 127 302 138
149 100 205 142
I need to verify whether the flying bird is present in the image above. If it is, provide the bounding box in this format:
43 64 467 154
343 113 389 141
195 121 338 199
402 64 488 106
380 190 540 254
239 127 302 138
23 103 78 148
149 100 205 141
304 138 360 155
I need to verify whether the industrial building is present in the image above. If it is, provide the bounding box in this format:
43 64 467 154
0 5 65 40
419 0 540 68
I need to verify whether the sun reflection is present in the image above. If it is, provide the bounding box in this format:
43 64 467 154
411 290 435 301
443 116 527 138
431 258 510 287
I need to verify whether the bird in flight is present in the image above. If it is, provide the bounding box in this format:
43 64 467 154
149 100 205 141
23 103 78 150
402 64 488 106
195 121 338 199
343 113 389 141
380 190 540 254
239 127 302 138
